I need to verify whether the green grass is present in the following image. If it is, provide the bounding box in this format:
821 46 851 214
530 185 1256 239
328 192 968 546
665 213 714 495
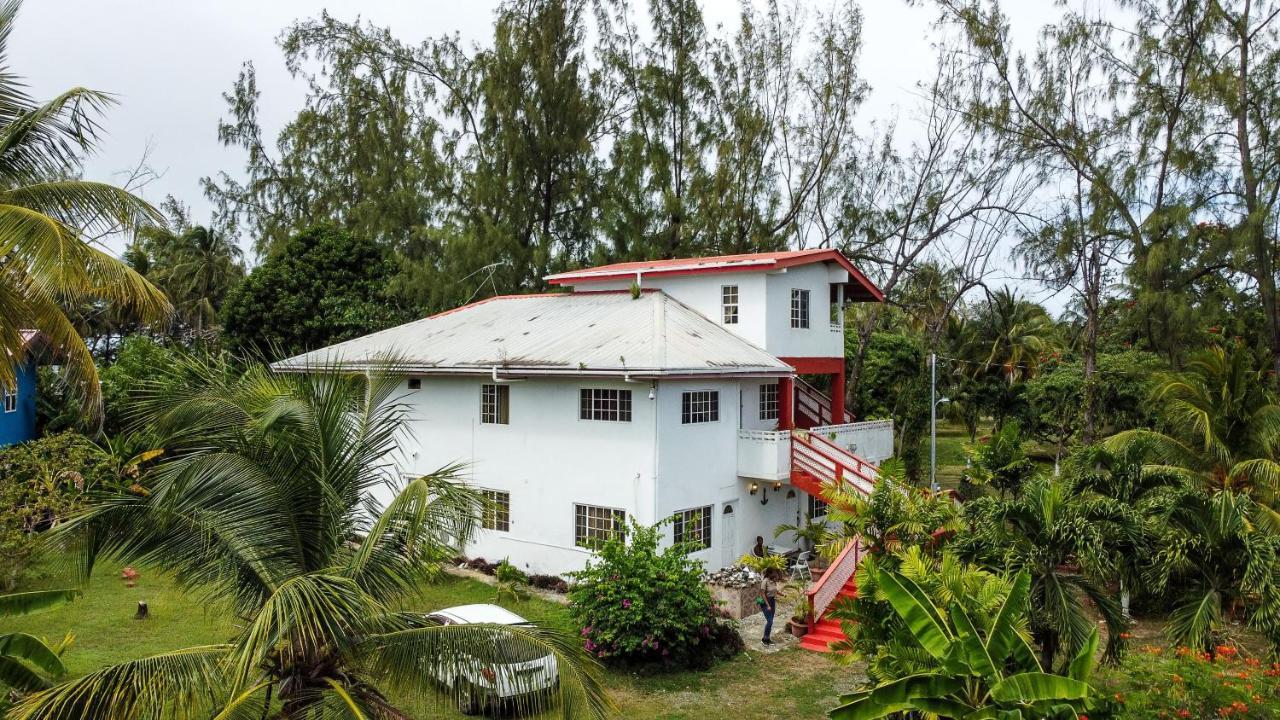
0 558 856 719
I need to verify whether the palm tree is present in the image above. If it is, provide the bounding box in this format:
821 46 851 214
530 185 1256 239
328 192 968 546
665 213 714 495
11 361 611 719
132 222 243 337
1105 343 1280 650
973 287 1058 384
0 0 169 416
957 475 1135 670
1106 343 1280 529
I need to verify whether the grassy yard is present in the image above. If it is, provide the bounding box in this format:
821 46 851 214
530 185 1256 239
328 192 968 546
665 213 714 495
1 558 855 719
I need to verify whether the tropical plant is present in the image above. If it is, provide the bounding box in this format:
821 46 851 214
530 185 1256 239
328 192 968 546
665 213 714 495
1106 343 1280 530
973 287 1059 385
0 589 77 697
570 520 741 670
130 218 244 338
773 516 827 552
958 474 1136 669
10 360 610 719
0 0 170 417
493 558 530 604
830 570 1108 720
961 421 1036 497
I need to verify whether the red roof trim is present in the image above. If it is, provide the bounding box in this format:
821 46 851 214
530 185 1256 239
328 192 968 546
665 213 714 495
544 249 884 302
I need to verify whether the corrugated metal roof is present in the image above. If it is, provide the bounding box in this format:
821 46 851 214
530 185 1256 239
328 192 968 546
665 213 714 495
272 290 791 377
543 248 884 301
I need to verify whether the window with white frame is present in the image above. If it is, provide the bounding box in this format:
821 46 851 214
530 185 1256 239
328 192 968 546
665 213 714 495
790 288 810 328
2 388 15 413
721 285 739 325
579 388 632 422
574 504 626 548
681 390 719 424
759 383 779 420
481 490 511 532
480 384 509 424
807 494 828 519
673 505 712 549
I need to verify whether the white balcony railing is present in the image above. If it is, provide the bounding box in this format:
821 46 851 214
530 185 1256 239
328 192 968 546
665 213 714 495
737 429 791 481
809 419 894 464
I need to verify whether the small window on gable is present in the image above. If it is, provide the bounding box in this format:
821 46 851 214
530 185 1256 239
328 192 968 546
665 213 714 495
721 285 739 325
791 288 810 329
575 504 626 549
482 490 511 532
681 390 719 424
759 383 779 421
2 388 15 413
481 384 509 424
673 505 712 549
579 388 632 421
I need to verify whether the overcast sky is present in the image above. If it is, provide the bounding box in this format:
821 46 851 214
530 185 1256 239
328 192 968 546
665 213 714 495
13 0 1067 303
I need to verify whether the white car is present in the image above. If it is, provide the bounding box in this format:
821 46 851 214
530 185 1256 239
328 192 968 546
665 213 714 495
425 604 560 715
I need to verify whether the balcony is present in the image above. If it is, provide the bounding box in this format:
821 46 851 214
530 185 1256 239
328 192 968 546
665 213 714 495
737 429 791 481
808 420 894 464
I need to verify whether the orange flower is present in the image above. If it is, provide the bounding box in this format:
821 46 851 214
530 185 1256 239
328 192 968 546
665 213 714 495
1177 710 1191 718
1172 674 1184 683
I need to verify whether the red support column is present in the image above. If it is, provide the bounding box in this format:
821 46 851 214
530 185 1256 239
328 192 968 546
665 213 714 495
831 366 846 424
779 375 795 430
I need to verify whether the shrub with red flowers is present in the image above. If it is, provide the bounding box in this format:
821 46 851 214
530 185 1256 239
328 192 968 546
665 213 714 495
567 519 742 670
1097 643 1280 719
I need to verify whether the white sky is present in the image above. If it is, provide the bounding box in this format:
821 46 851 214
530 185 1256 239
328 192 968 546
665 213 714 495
13 0 1069 307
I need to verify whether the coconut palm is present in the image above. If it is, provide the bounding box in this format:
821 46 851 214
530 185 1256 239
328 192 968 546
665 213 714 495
1106 342 1280 530
0 0 170 416
957 475 1135 670
10 360 611 719
132 222 243 337
973 287 1058 384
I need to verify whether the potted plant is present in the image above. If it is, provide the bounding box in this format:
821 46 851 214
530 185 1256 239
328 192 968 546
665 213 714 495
773 516 827 553
782 581 809 637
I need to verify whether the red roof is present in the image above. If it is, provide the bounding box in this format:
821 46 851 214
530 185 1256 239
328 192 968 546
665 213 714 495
544 248 883 301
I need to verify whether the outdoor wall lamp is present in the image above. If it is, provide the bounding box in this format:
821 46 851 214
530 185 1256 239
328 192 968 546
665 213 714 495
772 481 783 491
748 482 759 495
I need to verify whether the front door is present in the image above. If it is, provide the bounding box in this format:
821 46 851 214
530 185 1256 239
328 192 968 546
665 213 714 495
720 502 737 567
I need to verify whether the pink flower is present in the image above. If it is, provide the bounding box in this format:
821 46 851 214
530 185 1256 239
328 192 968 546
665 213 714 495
622 599 632 609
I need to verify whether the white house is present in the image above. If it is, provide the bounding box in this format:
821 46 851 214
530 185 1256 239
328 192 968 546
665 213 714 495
273 249 893 577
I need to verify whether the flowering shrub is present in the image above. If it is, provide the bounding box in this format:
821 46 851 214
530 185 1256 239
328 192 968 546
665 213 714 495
1097 643 1280 719
568 520 742 670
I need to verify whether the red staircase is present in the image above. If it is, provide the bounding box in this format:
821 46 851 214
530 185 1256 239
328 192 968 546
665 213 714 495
799 574 858 652
794 377 854 428
788 432 876 652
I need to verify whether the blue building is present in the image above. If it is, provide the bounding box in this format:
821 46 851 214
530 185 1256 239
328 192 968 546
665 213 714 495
0 331 41 448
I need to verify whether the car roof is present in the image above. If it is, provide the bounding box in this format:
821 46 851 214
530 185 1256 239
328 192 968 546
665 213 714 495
432 603 530 625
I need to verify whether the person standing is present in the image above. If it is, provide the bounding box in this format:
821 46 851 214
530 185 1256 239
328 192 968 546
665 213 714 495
757 568 782 645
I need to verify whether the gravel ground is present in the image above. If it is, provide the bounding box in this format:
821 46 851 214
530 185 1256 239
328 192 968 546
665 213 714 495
736 598 803 653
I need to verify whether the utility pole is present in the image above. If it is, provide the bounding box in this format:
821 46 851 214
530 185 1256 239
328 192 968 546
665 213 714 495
930 352 937 492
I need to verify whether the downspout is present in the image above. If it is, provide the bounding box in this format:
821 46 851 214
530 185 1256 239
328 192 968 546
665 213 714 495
651 380 660 529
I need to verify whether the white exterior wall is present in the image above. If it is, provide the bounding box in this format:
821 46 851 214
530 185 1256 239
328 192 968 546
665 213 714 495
763 263 847 359
384 375 803 576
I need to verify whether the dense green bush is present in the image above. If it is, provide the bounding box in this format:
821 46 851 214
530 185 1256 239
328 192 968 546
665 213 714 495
0 433 114 589
568 520 742 670
1097 643 1280 719
99 336 181 435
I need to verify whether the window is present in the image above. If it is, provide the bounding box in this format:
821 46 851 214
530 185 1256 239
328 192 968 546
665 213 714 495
2 388 15 413
481 490 511 532
790 288 810 328
759 383 779 421
480 384 509 424
574 504 626 548
807 494 828 520
721 285 739 325
579 388 632 422
673 505 712 549
681 390 719 424
407 378 421 390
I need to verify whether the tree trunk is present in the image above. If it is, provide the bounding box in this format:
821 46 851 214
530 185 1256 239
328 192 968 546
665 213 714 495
135 601 149 620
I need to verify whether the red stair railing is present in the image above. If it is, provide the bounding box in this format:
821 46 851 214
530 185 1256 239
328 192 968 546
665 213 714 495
805 538 862 631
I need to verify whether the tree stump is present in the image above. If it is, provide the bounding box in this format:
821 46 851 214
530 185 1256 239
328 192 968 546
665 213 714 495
135 601 149 620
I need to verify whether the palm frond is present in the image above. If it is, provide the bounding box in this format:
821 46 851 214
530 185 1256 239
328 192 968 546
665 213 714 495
0 589 78 618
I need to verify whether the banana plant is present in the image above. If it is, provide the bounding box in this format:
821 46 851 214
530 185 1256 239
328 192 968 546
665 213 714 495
830 570 1104 720
0 589 77 693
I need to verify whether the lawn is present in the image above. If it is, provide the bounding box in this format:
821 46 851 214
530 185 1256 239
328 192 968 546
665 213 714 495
1 557 855 719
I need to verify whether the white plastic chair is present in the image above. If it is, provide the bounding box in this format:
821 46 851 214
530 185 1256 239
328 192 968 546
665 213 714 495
790 551 813 583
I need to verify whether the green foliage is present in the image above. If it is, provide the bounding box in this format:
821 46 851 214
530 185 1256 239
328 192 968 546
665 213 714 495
219 225 409 357
494 559 531 603
10 362 611 719
98 336 180 436
830 569 1110 720
1097 643 1280 719
128 216 244 338
0 434 114 591
961 421 1036 498
0 589 74 702
569 520 741 670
